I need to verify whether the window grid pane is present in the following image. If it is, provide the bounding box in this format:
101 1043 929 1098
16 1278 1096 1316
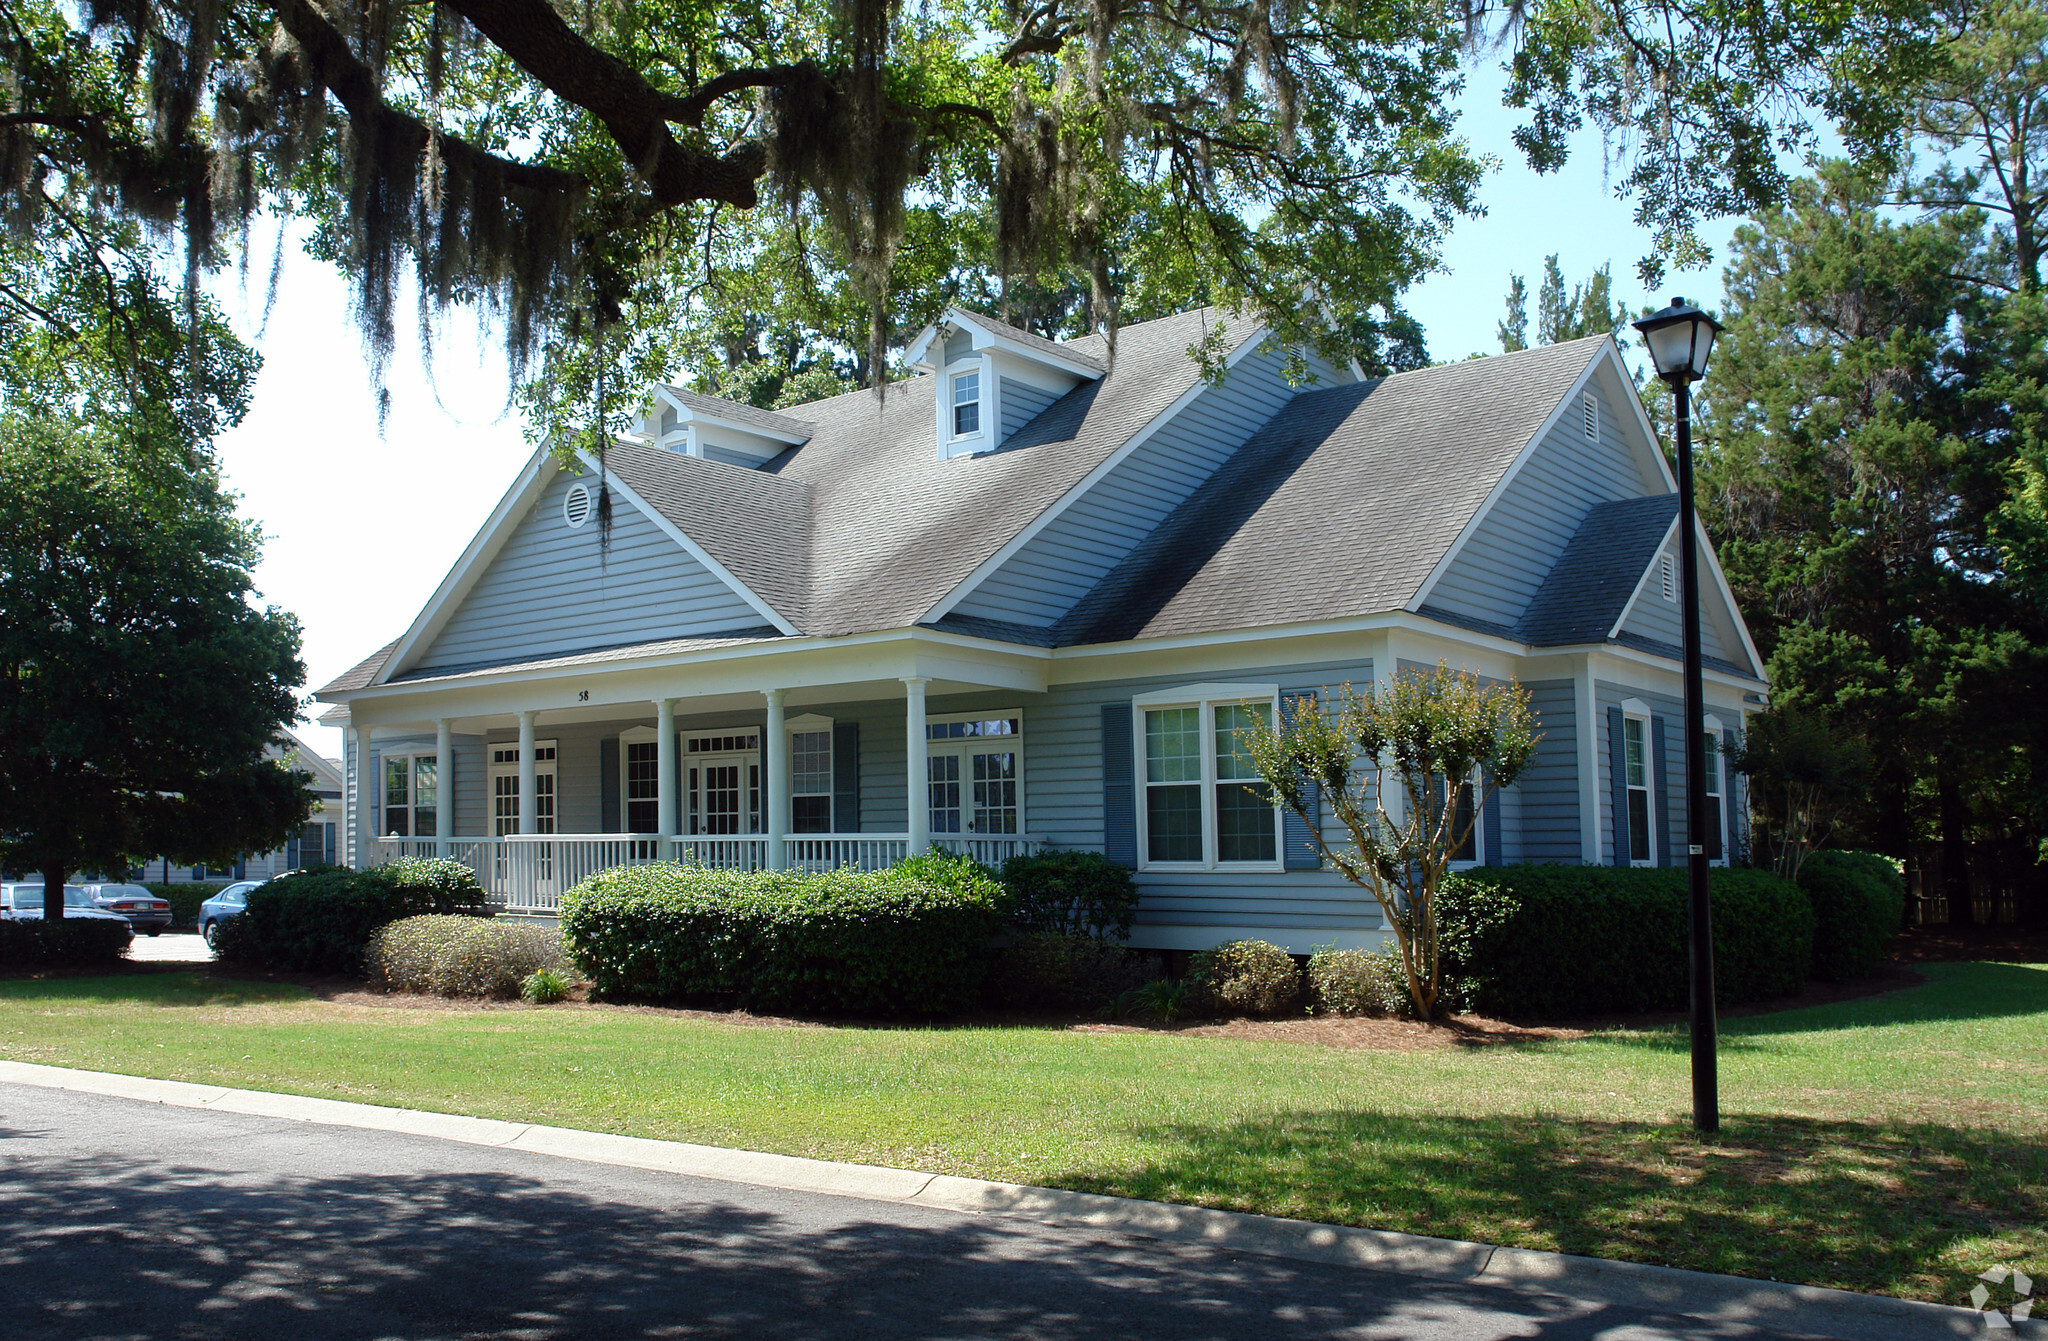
1628 790 1651 862
1623 718 1646 787
1213 703 1269 781
1145 708 1201 783
791 730 832 795
1215 781 1276 862
952 371 980 435
929 755 962 834
1147 785 1202 862
971 751 1018 834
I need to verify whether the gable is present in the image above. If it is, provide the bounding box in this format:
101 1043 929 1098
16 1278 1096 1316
1422 348 1668 631
407 469 766 676
948 338 1350 628
1614 532 1750 671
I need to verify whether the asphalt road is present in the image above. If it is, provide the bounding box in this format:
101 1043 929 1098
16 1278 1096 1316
0 1083 1950 1340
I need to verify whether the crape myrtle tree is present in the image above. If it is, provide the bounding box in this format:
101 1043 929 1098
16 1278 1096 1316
1240 664 1537 1019
0 0 1968 448
0 417 312 918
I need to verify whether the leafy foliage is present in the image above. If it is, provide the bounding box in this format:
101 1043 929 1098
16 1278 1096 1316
0 917 132 967
1797 850 1906 982
1307 944 1409 1017
987 931 1157 1012
1239 663 1537 1019
1728 704 1874 883
999 850 1139 942
366 914 567 998
1189 939 1302 1018
1436 865 1815 1017
216 860 488 976
521 967 572 1004
1498 255 1631 352
559 858 1007 1016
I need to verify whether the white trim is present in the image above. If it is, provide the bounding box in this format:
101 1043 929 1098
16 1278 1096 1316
1132 687 1284 874
574 448 801 636
375 444 558 685
785 715 835 834
922 329 1275 623
904 307 1107 382
1407 340 1610 613
1575 658 1600 864
562 483 593 529
1618 704 1655 867
617 724 661 835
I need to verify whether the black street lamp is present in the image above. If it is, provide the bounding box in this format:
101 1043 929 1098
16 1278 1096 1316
1632 295 1725 1134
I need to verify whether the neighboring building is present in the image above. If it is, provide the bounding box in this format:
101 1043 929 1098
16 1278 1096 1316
140 731 344 884
313 307 1766 951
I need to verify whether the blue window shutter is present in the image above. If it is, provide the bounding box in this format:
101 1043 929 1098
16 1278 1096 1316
286 835 299 869
833 721 860 832
1481 769 1503 866
323 823 336 865
1651 715 1671 868
1606 707 1627 867
1102 702 1136 868
600 737 620 833
1281 690 1322 870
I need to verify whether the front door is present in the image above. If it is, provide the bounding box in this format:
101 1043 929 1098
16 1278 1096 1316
925 750 1018 835
488 741 557 894
685 732 761 835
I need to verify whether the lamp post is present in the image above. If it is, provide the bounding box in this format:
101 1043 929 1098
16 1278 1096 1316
1632 296 1725 1134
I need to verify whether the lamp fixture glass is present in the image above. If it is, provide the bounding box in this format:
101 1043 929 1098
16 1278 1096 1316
1632 297 1723 384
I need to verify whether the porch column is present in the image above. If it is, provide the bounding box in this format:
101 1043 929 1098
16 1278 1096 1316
517 710 538 835
349 726 370 868
904 677 931 855
434 717 454 857
655 697 678 840
765 689 789 869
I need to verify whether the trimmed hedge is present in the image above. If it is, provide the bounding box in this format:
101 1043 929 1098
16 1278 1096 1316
1798 851 1905 982
560 859 1006 1016
1438 865 1814 1018
989 931 1158 1011
0 917 132 967
366 915 567 998
999 850 1140 941
215 858 488 975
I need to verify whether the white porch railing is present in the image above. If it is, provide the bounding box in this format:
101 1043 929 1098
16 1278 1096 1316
371 833 1045 915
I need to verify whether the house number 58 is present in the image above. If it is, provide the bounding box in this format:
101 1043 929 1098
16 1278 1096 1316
577 690 589 702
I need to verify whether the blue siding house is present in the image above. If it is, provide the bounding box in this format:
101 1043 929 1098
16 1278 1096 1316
315 306 1767 950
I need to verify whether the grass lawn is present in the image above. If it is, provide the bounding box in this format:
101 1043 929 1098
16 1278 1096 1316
0 962 2041 1310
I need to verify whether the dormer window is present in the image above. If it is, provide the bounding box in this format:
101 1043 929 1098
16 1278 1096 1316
951 370 982 437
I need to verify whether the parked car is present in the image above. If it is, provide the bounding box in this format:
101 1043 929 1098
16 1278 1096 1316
198 880 263 949
74 882 172 936
0 884 138 940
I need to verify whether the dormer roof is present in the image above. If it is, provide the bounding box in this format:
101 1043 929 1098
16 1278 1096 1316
903 307 1108 380
643 386 816 443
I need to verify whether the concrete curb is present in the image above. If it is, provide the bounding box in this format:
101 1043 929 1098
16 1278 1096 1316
0 1060 2023 1340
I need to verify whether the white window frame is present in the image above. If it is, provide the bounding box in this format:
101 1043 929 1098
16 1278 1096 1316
683 729 762 835
1619 699 1656 867
950 368 983 440
787 712 835 835
1702 713 1728 868
618 725 661 835
926 709 1026 837
487 739 558 836
381 753 440 838
1131 683 1283 873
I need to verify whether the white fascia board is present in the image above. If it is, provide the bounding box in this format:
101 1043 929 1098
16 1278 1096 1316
1406 339 1611 614
653 386 811 446
966 326 1104 381
1606 513 1684 639
920 326 1274 624
374 443 560 686
902 315 950 371
574 448 801 636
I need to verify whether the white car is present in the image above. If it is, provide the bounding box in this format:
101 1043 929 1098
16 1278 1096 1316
0 884 138 932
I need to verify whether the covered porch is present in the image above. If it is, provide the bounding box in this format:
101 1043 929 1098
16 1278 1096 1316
336 639 1052 915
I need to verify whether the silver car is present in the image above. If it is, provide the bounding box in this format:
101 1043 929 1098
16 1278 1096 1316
0 884 138 934
75 882 173 935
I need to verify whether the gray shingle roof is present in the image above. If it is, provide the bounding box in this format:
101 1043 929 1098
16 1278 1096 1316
1512 493 1679 645
321 639 402 694
1051 336 1611 645
603 444 815 626
653 386 816 439
946 310 1108 374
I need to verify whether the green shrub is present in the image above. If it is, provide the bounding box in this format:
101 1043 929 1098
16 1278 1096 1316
219 859 489 975
143 884 223 928
1438 865 1814 1017
0 917 132 967
1110 977 1191 1023
999 850 1140 941
1307 944 1408 1017
365 915 566 998
988 931 1158 1011
1190 939 1302 1017
521 967 570 1004
894 849 1007 910
559 859 1007 1016
1798 851 1905 982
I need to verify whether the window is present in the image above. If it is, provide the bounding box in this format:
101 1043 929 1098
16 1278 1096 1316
686 732 760 835
625 739 659 834
951 369 981 437
1582 392 1599 442
383 755 438 837
928 713 1023 835
487 741 556 836
1623 715 1653 865
791 729 833 833
1136 692 1279 868
1702 728 1725 864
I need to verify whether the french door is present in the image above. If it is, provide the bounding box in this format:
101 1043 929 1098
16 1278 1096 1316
686 750 761 835
928 747 1018 835
489 741 557 891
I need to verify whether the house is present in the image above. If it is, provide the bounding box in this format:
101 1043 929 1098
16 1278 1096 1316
140 731 346 883
312 307 1766 951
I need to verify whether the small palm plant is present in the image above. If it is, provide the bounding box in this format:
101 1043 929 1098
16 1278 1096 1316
1240 663 1537 1020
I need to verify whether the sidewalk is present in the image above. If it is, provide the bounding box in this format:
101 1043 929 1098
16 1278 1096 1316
0 1058 2024 1340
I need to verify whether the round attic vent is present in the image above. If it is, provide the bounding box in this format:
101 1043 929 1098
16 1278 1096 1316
563 483 592 529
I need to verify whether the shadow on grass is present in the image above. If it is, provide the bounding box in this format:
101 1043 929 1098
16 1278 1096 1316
0 969 310 1009
1719 961 2048 1037
1055 1107 2048 1305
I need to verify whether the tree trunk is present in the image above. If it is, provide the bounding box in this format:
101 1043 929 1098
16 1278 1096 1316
1938 770 1974 928
40 864 67 922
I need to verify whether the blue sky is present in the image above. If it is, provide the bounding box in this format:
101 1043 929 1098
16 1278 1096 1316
212 61 1745 760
